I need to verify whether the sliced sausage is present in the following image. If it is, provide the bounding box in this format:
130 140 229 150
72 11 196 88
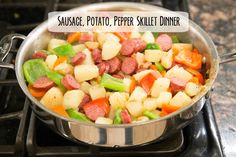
106 57 121 74
70 53 86 65
170 77 187 92
112 74 123 79
120 109 132 124
32 51 47 60
97 62 110 75
156 34 172 51
120 38 146 56
91 48 102 64
121 57 138 75
61 74 80 90
83 104 105 121
79 33 94 44
32 76 54 90
79 94 91 109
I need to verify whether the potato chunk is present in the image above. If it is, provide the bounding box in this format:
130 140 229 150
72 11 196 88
172 43 192 52
63 90 84 109
151 78 170 97
102 40 121 60
82 48 94 65
169 91 192 107
74 65 99 82
126 101 144 117
141 31 155 43
89 85 106 100
144 50 163 62
54 63 73 75
185 82 200 97
45 55 58 70
165 65 192 82
95 117 113 124
129 86 147 102
109 92 129 109
161 49 173 69
48 39 67 52
40 87 63 109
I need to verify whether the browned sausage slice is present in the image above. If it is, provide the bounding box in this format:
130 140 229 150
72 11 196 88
156 34 172 51
112 74 123 79
32 51 48 60
79 33 94 44
97 62 110 75
106 57 121 74
121 57 137 75
170 77 187 92
79 94 91 109
120 38 146 56
61 74 80 90
83 104 105 121
70 53 86 65
120 109 132 124
32 76 54 90
91 48 102 64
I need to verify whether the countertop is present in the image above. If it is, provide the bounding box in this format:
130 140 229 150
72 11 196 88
189 0 236 157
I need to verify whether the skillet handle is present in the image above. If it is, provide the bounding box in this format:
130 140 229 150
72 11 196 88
0 34 26 70
219 51 236 64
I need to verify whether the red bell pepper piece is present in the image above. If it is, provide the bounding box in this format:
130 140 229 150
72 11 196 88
139 73 156 95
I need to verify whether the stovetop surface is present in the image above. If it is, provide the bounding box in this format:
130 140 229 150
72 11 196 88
0 0 224 157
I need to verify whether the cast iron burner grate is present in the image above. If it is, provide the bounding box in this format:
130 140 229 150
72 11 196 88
0 0 224 157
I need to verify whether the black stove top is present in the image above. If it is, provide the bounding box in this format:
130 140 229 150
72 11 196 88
0 0 224 157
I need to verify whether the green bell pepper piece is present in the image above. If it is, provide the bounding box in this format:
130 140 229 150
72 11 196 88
114 108 122 124
66 108 91 122
143 111 159 120
100 73 125 92
23 59 50 84
152 32 159 38
171 35 180 43
46 71 64 89
155 62 165 72
145 43 161 50
53 44 76 57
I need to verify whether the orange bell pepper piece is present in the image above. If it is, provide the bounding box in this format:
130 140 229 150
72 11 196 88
129 77 136 94
162 103 182 114
67 32 80 44
185 67 204 85
174 50 202 69
113 32 130 42
52 105 68 117
54 56 68 68
28 85 47 98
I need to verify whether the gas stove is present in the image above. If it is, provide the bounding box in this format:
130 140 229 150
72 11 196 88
0 0 224 157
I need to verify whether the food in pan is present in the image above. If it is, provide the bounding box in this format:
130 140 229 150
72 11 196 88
23 31 205 124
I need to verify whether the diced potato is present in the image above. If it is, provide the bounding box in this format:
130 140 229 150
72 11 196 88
151 78 170 97
123 78 132 92
143 98 159 111
129 86 147 102
73 44 86 52
129 31 141 39
63 90 85 109
89 85 106 100
141 31 155 43
48 39 67 52
85 42 99 50
82 48 94 65
40 87 63 109
169 91 192 107
74 65 99 82
109 92 129 109
80 81 92 94
165 65 193 82
143 62 152 69
54 63 73 75
95 117 113 124
133 70 156 82
90 80 98 86
102 40 121 60
135 52 145 67
126 101 144 117
185 82 200 97
172 43 193 52
45 55 58 70
156 91 172 108
144 50 163 62
132 116 149 123
161 49 173 69
97 32 120 47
